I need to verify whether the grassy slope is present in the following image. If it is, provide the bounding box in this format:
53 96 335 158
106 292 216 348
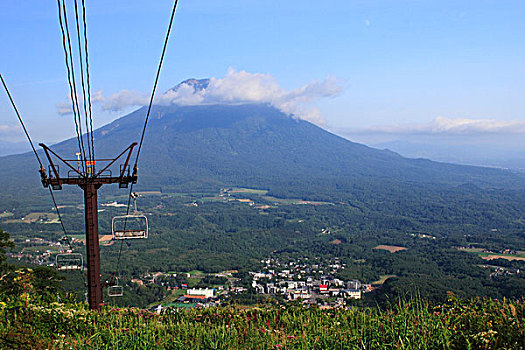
1 296 524 349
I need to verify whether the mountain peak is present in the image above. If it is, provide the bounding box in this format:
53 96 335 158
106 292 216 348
169 78 210 93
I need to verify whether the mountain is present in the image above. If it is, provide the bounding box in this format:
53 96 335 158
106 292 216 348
0 93 524 207
0 140 29 157
373 140 525 172
168 78 210 92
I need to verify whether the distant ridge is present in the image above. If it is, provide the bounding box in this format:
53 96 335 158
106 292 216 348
0 81 524 206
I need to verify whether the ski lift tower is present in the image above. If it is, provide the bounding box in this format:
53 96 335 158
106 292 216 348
39 142 138 310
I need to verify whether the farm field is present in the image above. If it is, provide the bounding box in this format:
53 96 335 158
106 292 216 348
226 187 269 195
262 196 332 205
482 255 525 262
456 247 525 261
2 212 59 224
373 245 407 253
0 211 13 218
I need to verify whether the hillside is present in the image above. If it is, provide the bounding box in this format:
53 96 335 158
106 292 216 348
1 91 525 308
0 101 523 208
1 296 523 349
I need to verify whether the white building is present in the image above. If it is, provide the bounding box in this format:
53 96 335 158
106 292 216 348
344 289 361 299
187 288 214 298
347 279 361 290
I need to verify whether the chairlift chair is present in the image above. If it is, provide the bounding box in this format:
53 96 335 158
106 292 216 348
112 214 148 239
107 277 123 297
55 253 83 271
112 192 148 239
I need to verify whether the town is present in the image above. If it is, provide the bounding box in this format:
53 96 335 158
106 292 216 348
250 256 368 306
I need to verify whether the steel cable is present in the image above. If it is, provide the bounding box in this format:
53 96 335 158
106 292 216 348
1 74 74 252
57 0 87 173
73 0 92 164
114 0 180 280
81 0 95 162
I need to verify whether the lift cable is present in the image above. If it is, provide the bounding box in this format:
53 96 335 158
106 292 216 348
47 187 73 249
113 0 180 280
72 0 93 164
111 188 134 283
57 0 85 171
80 0 95 162
0 74 74 251
61 0 89 166
57 0 87 173
0 74 43 169
133 0 179 167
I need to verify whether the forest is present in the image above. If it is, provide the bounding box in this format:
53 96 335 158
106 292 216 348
1 178 524 307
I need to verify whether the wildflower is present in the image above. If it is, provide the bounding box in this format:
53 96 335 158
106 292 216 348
509 304 517 316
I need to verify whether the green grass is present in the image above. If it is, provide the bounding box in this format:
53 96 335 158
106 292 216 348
460 248 525 260
200 196 227 202
285 218 304 223
372 275 397 285
262 196 332 205
228 188 269 195
159 289 186 305
1 296 524 349
3 212 59 224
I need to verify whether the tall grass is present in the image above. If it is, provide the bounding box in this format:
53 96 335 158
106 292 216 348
1 296 523 349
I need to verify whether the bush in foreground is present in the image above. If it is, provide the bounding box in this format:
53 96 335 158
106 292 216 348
0 296 523 349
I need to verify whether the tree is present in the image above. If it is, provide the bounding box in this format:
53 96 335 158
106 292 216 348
33 266 63 301
0 228 14 272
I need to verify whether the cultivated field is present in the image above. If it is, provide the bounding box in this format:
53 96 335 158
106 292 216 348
226 187 269 195
373 245 407 253
482 255 525 262
2 212 59 224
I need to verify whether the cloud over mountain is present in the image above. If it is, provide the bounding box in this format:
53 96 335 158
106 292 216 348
0 124 20 136
56 68 342 125
343 116 525 135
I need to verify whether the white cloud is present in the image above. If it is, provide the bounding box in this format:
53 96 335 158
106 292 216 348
343 116 525 135
56 101 73 116
0 124 22 142
0 124 20 133
157 83 205 105
55 68 343 124
102 90 149 112
55 90 108 116
92 90 105 103
429 117 525 134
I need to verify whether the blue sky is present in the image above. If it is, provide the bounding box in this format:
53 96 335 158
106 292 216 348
1 0 524 156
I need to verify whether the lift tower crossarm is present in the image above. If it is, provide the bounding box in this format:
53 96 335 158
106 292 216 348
40 143 85 179
94 142 137 180
39 143 138 310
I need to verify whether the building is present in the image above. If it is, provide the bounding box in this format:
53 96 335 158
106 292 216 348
343 289 362 299
187 288 214 298
347 279 361 290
